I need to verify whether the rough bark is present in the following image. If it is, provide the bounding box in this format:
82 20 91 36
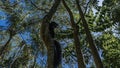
40 0 61 68
75 0 103 68
62 0 86 68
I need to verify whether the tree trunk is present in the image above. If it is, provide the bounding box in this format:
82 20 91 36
40 0 61 68
73 26 86 68
75 0 103 68
62 0 86 68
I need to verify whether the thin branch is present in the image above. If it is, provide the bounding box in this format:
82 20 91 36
29 0 48 13
62 0 75 28
0 30 13 57
77 1 90 24
10 41 25 68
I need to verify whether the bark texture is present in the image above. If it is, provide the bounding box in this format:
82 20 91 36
40 0 61 68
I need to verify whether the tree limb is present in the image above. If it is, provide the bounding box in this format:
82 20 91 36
75 0 103 68
62 0 86 68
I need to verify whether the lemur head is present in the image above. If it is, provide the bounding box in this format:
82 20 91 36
50 21 58 29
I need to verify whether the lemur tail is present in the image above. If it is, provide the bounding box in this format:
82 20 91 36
54 40 62 68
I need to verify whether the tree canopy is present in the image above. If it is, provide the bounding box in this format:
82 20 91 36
0 0 120 68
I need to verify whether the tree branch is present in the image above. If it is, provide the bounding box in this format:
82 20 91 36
62 0 75 28
0 30 13 57
62 0 86 68
75 0 103 68
29 0 48 13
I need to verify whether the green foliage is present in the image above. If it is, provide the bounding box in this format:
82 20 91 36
112 5 120 22
98 33 120 67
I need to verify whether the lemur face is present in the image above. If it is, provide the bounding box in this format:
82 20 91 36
50 22 58 28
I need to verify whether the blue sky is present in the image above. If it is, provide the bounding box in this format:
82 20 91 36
0 11 7 27
98 0 103 6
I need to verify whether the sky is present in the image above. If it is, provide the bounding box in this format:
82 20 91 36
0 11 7 27
98 0 103 6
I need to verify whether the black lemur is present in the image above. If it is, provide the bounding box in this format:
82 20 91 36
49 22 61 68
